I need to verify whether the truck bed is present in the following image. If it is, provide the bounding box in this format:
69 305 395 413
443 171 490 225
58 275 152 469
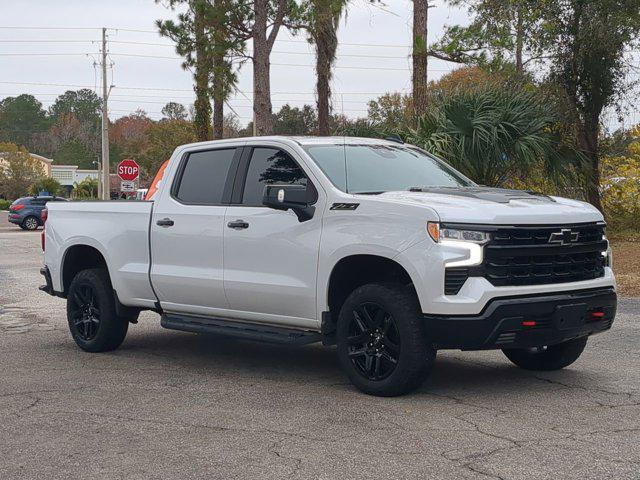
44 201 157 309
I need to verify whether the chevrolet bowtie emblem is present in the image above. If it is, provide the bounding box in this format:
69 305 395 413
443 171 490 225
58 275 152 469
549 228 579 245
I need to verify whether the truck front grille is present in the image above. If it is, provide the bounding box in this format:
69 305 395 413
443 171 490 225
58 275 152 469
443 223 607 294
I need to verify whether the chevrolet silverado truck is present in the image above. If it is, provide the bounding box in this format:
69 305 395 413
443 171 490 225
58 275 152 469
39 136 617 396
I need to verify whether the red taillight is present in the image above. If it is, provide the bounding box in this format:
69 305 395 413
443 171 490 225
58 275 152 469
41 207 48 223
522 321 537 327
590 311 605 320
10 204 25 211
41 231 45 251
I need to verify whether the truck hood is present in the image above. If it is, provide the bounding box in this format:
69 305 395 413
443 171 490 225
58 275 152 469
378 187 603 225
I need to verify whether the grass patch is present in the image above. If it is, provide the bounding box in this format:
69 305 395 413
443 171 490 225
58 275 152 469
610 239 640 297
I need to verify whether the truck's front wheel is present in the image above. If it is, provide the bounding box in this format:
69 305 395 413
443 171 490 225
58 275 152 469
502 337 588 371
67 268 128 352
336 283 436 397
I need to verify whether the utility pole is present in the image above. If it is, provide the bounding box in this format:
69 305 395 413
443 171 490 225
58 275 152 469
100 27 110 200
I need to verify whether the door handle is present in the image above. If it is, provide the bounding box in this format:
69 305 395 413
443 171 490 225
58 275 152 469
156 218 174 227
227 220 249 230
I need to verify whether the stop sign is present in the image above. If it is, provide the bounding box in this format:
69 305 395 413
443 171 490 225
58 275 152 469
117 159 140 181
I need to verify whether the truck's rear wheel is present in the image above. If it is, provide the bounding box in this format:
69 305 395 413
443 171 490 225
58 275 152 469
67 268 128 352
502 337 588 371
336 283 435 397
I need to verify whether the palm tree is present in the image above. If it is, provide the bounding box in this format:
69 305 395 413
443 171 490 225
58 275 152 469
406 84 577 187
307 0 346 135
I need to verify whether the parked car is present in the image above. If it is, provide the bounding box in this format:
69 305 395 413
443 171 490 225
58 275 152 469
8 195 68 230
135 188 148 201
39 136 616 396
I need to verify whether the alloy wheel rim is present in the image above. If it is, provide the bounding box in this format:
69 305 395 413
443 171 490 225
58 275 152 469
25 218 37 229
70 284 100 341
346 302 400 381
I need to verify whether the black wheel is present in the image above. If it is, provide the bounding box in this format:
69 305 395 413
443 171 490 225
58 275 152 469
502 337 588 371
67 268 128 352
337 283 436 397
22 216 39 230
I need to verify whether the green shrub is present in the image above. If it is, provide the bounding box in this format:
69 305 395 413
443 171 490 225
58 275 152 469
29 177 63 196
0 199 11 210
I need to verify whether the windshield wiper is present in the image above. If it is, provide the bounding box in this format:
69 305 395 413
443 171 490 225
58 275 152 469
408 186 462 192
351 191 386 195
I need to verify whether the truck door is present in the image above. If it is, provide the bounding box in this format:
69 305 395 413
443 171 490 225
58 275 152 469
223 146 324 327
150 147 241 315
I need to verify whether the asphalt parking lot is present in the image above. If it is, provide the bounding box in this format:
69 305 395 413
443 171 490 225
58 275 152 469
1 211 639 480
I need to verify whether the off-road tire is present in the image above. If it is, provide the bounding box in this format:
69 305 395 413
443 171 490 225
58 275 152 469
502 337 588 371
67 268 128 352
337 283 436 396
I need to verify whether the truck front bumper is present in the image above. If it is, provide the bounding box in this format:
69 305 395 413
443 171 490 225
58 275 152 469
424 287 616 350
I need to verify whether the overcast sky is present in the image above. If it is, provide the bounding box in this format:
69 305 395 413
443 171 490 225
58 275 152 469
0 0 637 129
0 0 472 125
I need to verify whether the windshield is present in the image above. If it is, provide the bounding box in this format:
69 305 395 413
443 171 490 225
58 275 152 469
303 144 474 194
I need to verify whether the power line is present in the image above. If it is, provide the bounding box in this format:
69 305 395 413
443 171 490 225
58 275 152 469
0 39 99 43
107 53 437 72
0 81 408 96
105 97 370 107
0 80 97 89
0 25 412 48
0 26 100 30
0 52 96 56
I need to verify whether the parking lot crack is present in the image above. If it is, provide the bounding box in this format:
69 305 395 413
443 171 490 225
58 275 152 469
532 374 636 405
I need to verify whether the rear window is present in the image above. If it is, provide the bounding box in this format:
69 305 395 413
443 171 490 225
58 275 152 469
174 148 236 204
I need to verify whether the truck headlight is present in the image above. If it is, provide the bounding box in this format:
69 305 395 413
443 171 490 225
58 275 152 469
427 222 489 267
427 222 491 245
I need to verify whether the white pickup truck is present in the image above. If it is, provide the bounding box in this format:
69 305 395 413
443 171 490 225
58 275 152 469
40 136 617 396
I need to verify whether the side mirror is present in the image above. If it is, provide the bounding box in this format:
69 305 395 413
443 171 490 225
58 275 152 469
262 184 316 222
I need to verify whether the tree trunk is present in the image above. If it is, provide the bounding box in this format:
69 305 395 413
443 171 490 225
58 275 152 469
252 0 274 136
212 68 224 140
314 0 338 136
412 0 428 119
193 1 212 141
579 120 604 213
211 0 224 140
515 4 524 75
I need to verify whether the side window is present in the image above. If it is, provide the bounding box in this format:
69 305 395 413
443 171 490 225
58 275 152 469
175 148 236 204
242 148 307 205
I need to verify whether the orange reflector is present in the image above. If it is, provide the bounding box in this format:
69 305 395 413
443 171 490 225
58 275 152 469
522 321 537 327
427 222 440 242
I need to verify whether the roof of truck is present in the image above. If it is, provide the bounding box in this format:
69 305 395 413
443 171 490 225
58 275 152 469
179 135 402 146
175 135 408 152
285 136 404 146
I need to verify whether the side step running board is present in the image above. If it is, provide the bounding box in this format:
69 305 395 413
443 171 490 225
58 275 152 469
160 313 322 345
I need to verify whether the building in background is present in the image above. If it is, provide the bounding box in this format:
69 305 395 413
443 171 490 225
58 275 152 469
51 165 99 196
